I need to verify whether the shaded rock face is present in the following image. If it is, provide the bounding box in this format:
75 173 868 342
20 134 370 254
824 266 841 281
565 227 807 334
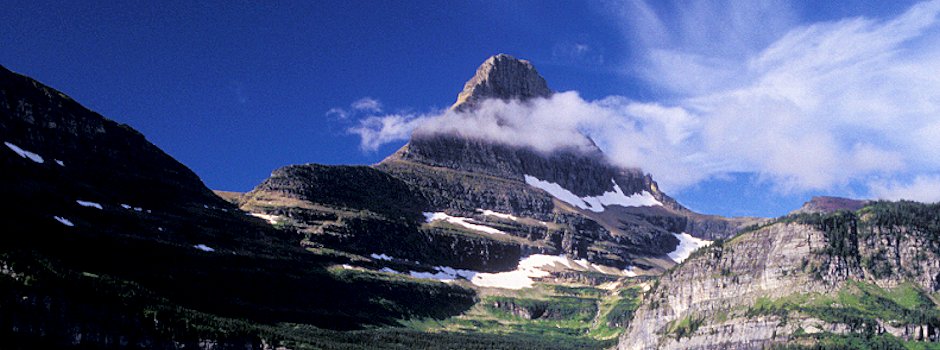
451 53 552 111
386 133 649 198
0 65 477 347
0 65 224 214
249 164 429 220
619 203 940 349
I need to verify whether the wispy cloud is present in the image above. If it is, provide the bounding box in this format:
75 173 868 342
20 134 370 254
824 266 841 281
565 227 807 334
326 97 384 121
325 107 349 120
611 0 940 198
551 41 605 66
351 97 382 113
349 113 429 151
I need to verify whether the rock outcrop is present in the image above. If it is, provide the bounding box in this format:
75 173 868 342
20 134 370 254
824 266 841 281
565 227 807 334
451 53 552 111
619 202 940 349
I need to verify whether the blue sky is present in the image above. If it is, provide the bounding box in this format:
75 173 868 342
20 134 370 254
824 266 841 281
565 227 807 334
3 0 938 218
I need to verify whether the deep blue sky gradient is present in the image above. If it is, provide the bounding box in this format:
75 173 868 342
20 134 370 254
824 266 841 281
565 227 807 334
0 0 918 217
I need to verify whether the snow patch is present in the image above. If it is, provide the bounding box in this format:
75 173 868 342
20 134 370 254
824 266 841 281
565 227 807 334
76 200 103 209
4 142 43 163
410 266 477 281
370 253 393 261
250 213 282 224
667 232 713 263
478 209 518 221
523 175 661 212
53 216 74 227
121 204 144 212
193 244 215 252
423 212 506 235
376 254 634 289
471 254 637 289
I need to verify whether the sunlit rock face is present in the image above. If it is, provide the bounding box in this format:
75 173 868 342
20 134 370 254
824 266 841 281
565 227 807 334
451 53 552 111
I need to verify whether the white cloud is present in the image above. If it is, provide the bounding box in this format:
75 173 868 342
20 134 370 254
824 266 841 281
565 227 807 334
611 0 940 195
869 175 940 203
326 97 384 120
348 113 429 151
414 93 600 153
346 93 716 189
351 97 382 112
615 0 797 94
325 107 349 120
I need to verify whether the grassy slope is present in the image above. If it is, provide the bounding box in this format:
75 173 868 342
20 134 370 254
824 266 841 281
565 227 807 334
401 282 646 349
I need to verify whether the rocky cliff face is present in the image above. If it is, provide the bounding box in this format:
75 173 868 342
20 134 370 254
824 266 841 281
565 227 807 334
451 53 552 111
619 201 940 349
239 163 544 272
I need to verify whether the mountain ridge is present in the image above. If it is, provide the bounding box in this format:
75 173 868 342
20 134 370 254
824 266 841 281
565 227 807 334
0 63 479 348
13 54 929 350
242 54 757 281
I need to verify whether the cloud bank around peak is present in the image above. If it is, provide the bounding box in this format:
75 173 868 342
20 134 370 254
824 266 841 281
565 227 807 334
348 0 940 203
346 92 722 190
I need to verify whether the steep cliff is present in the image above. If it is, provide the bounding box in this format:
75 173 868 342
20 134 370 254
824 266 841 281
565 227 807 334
451 53 552 111
619 201 940 349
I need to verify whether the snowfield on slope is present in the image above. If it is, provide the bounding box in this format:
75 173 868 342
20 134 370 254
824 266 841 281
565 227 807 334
53 216 74 227
193 244 215 252
249 212 283 225
478 209 518 221
4 142 44 163
423 212 506 235
668 232 713 263
76 200 103 209
374 253 636 290
370 253 393 261
524 175 661 212
471 254 636 289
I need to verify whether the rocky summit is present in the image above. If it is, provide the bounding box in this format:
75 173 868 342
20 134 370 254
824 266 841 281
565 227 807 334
243 54 753 278
2 54 939 350
451 53 552 111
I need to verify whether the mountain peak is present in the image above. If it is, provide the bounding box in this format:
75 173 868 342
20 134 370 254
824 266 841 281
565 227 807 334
451 54 552 111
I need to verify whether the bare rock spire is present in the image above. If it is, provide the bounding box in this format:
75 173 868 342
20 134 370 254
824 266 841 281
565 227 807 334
451 54 552 111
